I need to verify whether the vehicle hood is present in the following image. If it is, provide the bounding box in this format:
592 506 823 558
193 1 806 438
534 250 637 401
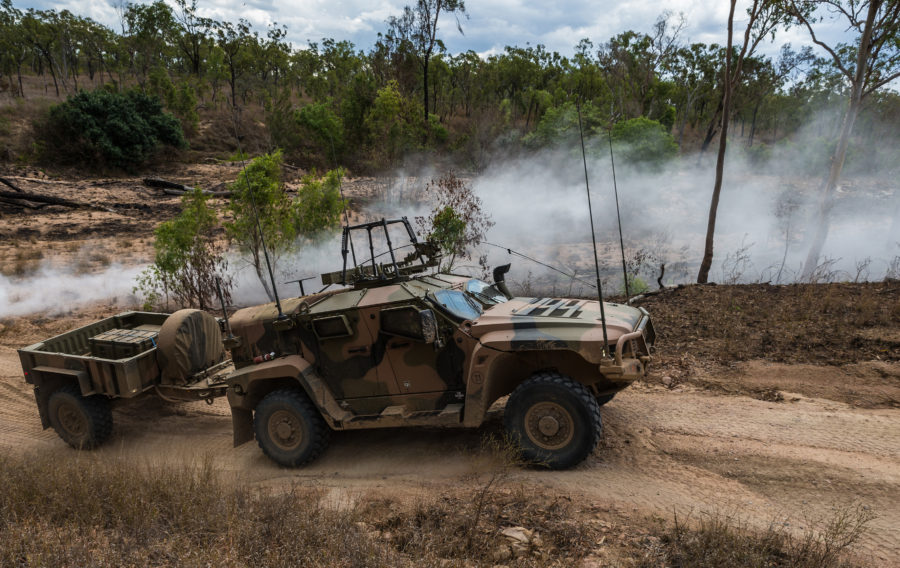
467 297 644 363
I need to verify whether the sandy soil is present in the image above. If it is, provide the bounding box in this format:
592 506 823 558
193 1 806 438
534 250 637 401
0 342 897 565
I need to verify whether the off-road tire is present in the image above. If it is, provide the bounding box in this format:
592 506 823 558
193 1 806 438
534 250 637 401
504 372 602 469
47 383 113 449
254 389 330 467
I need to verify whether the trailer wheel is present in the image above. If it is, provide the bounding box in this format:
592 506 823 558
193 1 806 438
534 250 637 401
47 384 113 449
504 372 602 469
254 389 329 467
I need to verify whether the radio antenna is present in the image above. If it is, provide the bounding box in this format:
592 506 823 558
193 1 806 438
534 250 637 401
607 128 630 303
329 134 357 270
576 102 610 358
230 111 285 319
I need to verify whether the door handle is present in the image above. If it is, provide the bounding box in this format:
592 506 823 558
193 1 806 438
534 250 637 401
348 346 369 354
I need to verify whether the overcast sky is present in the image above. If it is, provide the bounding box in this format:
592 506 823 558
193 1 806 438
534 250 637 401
19 0 851 61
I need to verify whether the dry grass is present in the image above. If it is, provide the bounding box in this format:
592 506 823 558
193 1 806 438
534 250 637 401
1 245 44 277
638 507 874 568
0 449 874 568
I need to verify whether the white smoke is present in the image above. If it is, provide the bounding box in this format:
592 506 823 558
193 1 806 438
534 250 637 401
0 263 145 318
3 116 898 317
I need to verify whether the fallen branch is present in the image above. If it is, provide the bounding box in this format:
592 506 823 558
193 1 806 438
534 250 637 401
144 177 231 197
0 189 113 212
0 196 45 209
0 177 25 193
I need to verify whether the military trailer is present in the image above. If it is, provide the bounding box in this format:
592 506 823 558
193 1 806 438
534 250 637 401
19 218 655 469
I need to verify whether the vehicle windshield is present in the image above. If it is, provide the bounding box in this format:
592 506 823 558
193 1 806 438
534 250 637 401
465 279 509 306
430 289 483 321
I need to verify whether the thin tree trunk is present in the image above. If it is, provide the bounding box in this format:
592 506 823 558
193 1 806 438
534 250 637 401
699 98 724 154
749 103 760 146
800 0 878 281
697 0 737 283
800 97 862 280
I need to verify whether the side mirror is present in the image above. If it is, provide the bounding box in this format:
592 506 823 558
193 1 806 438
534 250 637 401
419 309 438 344
381 306 439 343
493 263 513 300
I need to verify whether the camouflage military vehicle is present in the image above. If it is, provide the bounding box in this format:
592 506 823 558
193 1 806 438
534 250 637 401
19 217 655 469
224 218 654 469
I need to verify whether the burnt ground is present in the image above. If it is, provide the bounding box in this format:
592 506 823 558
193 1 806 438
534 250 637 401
631 282 900 408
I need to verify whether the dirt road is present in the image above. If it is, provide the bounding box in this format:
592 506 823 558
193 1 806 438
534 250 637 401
1 345 896 565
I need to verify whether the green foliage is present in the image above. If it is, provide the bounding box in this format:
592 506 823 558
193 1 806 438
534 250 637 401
657 105 676 132
364 80 423 165
296 101 345 161
40 89 186 170
147 66 199 132
428 206 467 258
610 117 678 169
226 149 295 261
416 172 494 271
427 113 449 144
622 274 649 296
523 101 605 148
294 168 345 236
135 188 231 310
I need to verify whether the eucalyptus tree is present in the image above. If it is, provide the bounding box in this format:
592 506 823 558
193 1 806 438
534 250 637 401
384 0 467 123
787 0 900 277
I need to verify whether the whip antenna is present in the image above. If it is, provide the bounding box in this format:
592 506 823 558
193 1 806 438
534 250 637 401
607 128 630 302
329 133 357 270
576 102 610 357
231 112 285 319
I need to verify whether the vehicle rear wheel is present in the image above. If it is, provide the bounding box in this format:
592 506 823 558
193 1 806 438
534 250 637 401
504 372 602 469
47 383 113 449
254 389 330 467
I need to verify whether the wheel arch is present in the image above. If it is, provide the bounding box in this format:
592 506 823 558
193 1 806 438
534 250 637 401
226 355 350 447
462 347 604 427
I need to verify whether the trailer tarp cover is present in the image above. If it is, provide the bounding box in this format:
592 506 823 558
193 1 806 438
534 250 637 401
157 309 225 385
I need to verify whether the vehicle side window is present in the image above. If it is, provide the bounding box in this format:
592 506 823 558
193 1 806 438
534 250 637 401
312 315 352 339
381 306 425 339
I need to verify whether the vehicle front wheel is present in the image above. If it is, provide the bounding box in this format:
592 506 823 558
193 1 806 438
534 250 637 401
504 372 602 469
254 389 330 467
47 383 113 449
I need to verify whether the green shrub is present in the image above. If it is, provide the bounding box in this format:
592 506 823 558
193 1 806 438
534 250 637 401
611 116 678 169
523 101 606 148
135 188 231 310
428 113 449 144
296 101 345 161
40 89 186 170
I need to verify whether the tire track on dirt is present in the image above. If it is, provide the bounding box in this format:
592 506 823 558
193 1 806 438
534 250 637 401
1 345 897 563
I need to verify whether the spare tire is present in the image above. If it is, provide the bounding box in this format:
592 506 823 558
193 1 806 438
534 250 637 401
156 309 225 385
